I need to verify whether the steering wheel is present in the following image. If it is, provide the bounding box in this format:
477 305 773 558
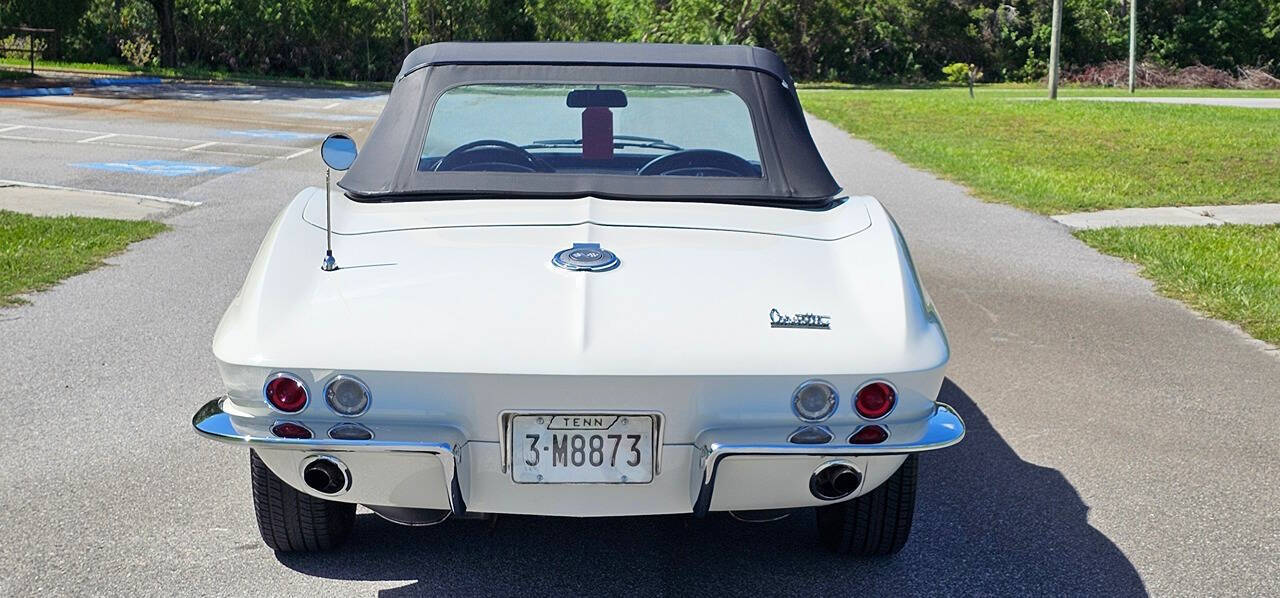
638 149 757 177
435 139 553 173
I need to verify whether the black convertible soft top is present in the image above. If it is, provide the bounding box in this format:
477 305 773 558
340 42 841 207
397 41 794 84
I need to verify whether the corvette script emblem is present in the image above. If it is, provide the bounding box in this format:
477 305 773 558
770 308 830 329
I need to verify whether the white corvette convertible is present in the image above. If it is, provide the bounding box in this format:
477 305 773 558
193 41 964 555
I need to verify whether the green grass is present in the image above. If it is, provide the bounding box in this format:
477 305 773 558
798 81 1280 97
799 88 1280 214
0 68 34 81
1076 224 1280 345
0 57 390 90
0 210 167 307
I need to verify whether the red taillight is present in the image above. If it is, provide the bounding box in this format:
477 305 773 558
265 374 308 413
850 425 889 444
854 382 895 419
271 422 312 439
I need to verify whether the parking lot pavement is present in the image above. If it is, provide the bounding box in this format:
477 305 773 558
0 83 382 202
0 85 1277 596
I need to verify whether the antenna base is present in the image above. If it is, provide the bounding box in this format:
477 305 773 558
321 254 338 272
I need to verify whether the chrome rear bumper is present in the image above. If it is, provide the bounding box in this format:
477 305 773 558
191 397 467 515
192 398 963 517
690 402 964 516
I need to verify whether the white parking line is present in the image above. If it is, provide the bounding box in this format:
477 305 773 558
0 121 312 160
0 178 203 207
0 133 281 159
322 101 341 110
77 133 117 143
0 122 304 149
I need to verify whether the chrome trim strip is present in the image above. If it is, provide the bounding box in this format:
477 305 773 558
692 401 964 517
322 374 372 417
497 409 665 476
262 371 309 414
192 397 467 515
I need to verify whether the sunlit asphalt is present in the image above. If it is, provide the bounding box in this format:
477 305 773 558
0 83 1276 596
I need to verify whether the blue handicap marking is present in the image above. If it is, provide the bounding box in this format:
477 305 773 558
71 159 243 177
219 129 326 141
90 76 163 86
0 87 74 97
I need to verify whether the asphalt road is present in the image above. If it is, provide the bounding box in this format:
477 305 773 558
1 84 1277 597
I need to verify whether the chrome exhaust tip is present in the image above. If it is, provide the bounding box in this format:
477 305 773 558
809 460 861 501
301 455 351 496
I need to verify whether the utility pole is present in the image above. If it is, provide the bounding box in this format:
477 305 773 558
1048 0 1063 99
1128 0 1137 93
401 0 411 57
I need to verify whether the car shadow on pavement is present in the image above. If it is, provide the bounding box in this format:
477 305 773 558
276 379 1147 596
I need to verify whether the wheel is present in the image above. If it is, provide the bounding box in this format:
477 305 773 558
249 449 355 552
815 454 917 556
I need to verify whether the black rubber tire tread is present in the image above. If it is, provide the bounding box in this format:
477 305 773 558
249 450 356 552
815 454 918 556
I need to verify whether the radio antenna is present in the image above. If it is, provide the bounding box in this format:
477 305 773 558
321 167 338 271
319 132 356 272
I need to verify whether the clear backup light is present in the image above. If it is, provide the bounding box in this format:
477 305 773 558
792 380 838 422
329 423 374 441
789 425 834 444
325 375 371 416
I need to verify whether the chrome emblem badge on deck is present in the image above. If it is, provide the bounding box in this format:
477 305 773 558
770 308 831 329
552 243 620 272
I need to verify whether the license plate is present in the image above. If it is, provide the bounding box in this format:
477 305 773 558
511 414 654 484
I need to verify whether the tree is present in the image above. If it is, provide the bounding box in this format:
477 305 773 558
0 0 92 37
146 0 175 67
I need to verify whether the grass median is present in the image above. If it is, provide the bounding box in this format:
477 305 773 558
0 58 389 90
799 88 1280 214
0 210 166 307
1076 224 1279 345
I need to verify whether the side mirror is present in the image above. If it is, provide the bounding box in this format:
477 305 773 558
321 133 358 171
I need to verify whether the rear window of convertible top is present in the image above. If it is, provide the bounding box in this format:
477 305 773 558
418 84 762 179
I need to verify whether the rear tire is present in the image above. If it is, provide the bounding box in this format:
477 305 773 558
250 449 356 552
815 454 917 556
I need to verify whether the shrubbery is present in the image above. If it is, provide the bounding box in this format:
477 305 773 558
2 0 1277 84
1062 61 1280 89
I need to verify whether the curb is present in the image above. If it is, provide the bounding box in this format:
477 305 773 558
1052 203 1280 230
90 76 163 86
18 65 390 92
0 87 73 97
